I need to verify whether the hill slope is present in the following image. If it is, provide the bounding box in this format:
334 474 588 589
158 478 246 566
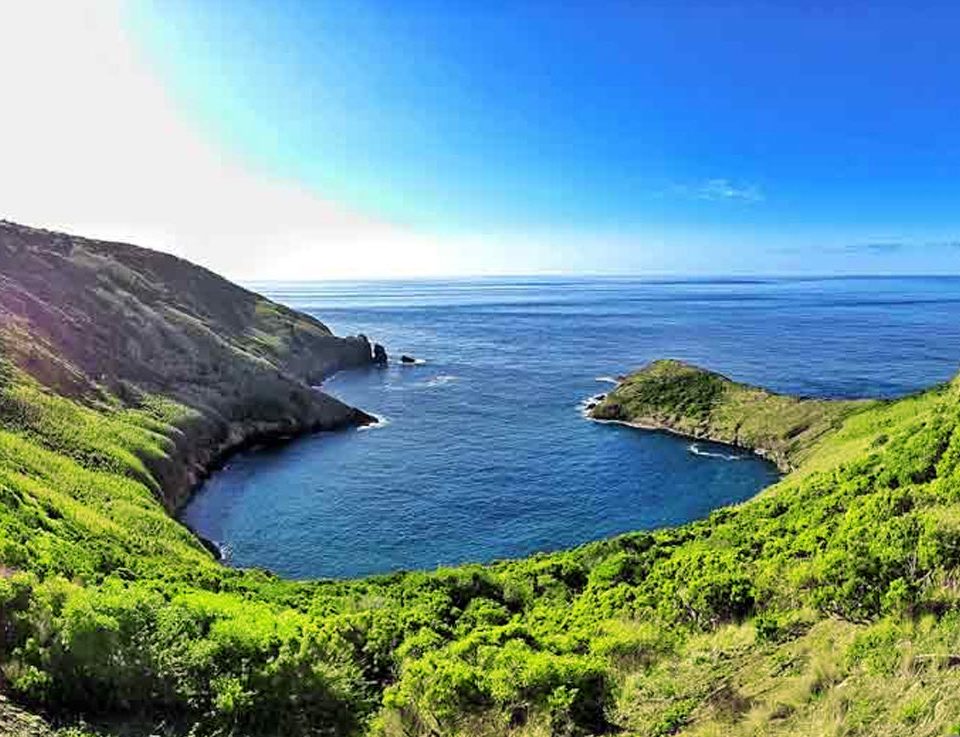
2 222 960 737
0 220 378 509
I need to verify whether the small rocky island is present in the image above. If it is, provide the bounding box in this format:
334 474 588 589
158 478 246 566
590 359 871 471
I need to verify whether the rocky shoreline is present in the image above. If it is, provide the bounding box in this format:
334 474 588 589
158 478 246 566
165 395 379 514
592 409 786 470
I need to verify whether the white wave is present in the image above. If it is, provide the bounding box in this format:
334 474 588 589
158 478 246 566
688 443 744 461
576 392 607 416
595 375 620 385
398 357 428 366
358 414 391 430
426 374 458 387
219 542 233 564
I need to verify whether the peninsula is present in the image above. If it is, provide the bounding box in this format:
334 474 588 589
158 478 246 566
590 359 873 471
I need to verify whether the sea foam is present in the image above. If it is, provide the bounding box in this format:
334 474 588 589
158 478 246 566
688 443 744 461
358 414 391 430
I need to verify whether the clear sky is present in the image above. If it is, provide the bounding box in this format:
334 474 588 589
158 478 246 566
2 1 959 279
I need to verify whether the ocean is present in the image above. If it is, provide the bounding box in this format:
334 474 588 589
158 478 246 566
182 276 960 578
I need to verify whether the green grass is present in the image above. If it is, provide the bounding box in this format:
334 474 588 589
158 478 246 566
4 353 960 736
592 359 873 470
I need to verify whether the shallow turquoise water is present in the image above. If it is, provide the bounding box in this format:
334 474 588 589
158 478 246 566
183 276 960 578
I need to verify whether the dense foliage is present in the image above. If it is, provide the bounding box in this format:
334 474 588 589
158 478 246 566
3 350 960 736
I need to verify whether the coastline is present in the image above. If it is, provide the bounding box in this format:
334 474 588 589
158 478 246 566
586 412 787 472
585 361 865 474
581 385 788 472
169 397 377 516
172 382 379 560
0 219 384 539
9 220 960 735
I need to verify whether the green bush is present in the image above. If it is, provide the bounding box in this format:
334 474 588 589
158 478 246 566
3 362 960 734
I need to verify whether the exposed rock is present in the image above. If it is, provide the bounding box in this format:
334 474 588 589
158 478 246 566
400 354 417 364
193 532 224 561
373 343 389 366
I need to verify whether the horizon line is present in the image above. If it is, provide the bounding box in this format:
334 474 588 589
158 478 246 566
241 272 960 285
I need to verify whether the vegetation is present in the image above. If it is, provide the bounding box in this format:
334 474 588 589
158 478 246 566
591 359 872 470
0 220 375 511
3 223 960 735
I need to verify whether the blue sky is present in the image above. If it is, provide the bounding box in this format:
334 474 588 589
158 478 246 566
3 2 959 277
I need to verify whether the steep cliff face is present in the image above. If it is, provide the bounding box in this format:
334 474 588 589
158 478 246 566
0 220 377 509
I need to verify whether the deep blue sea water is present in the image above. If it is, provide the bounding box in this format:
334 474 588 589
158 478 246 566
183 276 960 579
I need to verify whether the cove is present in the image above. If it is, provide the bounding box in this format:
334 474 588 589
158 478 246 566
182 276 960 578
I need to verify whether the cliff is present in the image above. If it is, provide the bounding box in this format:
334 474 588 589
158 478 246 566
0 220 377 509
590 359 873 471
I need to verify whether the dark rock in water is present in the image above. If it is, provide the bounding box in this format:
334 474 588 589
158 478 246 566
352 407 379 426
373 343 388 366
400 355 417 364
195 533 223 561
586 401 598 410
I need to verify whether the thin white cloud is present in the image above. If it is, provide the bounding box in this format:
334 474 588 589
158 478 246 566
672 179 764 203
847 240 960 255
698 178 764 202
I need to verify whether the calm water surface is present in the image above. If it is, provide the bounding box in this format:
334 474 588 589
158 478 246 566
183 277 960 578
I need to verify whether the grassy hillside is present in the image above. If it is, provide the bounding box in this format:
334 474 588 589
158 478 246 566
3 224 960 736
591 359 873 471
0 221 376 509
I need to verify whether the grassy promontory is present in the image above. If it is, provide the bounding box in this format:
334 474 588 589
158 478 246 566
590 360 874 471
4 223 960 736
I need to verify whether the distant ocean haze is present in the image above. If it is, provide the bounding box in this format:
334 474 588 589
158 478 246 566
183 276 960 578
